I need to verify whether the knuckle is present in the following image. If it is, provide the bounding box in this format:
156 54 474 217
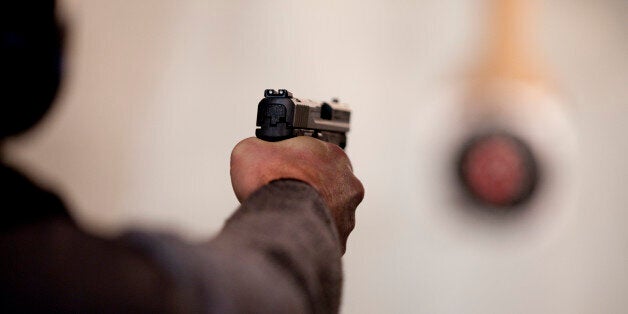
345 213 356 234
288 135 317 146
351 177 365 204
232 137 268 158
328 142 345 156
232 137 254 155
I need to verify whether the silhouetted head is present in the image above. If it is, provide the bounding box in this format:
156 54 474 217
1 0 62 138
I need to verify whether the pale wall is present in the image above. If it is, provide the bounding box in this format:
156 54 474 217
4 0 627 313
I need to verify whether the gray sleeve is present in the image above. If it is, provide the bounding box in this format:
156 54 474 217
0 180 343 313
123 179 343 313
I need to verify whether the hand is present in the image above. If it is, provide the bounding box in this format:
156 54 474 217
230 137 364 251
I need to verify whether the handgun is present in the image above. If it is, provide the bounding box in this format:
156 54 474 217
255 89 351 149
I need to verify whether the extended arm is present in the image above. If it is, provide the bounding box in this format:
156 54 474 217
1 180 341 313
1 137 363 313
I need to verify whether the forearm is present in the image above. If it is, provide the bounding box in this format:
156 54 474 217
1 180 343 313
205 179 343 313
123 180 343 313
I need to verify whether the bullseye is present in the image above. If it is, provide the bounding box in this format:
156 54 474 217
458 133 538 208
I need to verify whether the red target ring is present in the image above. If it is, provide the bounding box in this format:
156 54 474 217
457 133 539 208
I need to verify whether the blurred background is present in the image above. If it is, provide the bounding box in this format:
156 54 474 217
4 0 627 313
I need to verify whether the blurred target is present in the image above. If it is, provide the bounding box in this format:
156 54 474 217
457 131 539 208
412 0 578 249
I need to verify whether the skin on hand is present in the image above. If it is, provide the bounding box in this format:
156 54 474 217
230 137 364 252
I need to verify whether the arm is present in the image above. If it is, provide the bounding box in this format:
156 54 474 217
196 180 342 313
1 137 363 313
1 181 341 313
120 179 343 313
